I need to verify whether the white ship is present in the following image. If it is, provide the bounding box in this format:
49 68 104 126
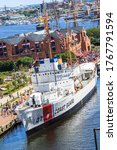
18 57 97 135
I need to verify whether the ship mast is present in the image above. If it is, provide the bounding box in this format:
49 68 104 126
52 0 59 29
71 0 77 28
65 16 72 65
43 0 52 58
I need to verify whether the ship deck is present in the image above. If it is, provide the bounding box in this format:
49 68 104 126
19 76 94 112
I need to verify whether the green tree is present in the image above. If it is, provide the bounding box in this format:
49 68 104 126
55 52 77 62
86 27 100 46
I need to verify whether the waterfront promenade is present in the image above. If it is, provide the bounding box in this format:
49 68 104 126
0 85 32 136
0 114 16 127
0 85 32 106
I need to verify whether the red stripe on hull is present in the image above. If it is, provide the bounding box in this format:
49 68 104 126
43 104 53 123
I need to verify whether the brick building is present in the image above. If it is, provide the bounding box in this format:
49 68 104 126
0 26 91 61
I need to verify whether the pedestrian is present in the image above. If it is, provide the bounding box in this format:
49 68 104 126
9 94 11 98
17 92 19 97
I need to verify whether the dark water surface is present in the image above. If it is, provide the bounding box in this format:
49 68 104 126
0 79 100 150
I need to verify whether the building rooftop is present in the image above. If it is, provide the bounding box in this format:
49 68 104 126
1 36 24 45
0 27 85 45
27 34 46 42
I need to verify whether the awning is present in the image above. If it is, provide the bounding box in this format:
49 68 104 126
83 51 89 56
76 53 84 57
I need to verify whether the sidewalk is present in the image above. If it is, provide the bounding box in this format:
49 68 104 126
0 85 32 106
0 113 17 136
0 115 16 127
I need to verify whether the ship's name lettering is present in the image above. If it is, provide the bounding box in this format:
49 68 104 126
55 99 74 115
66 99 74 108
55 105 65 114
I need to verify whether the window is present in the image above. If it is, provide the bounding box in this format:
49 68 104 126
23 45 27 49
51 37 54 40
0 48 3 56
27 45 30 49
4 47 7 51
15 46 19 54
35 44 41 52
35 44 39 48
52 46 56 52
51 42 55 47
4 52 7 56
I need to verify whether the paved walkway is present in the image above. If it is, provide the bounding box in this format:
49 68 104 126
0 115 16 127
0 85 32 106
0 85 32 134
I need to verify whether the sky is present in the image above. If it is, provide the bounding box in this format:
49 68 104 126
0 0 54 7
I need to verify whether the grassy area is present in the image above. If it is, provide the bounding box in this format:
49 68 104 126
0 72 12 79
0 71 30 97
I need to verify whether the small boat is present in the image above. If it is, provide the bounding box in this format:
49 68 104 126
36 23 45 31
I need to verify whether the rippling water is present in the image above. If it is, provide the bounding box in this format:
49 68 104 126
0 19 99 39
0 79 100 150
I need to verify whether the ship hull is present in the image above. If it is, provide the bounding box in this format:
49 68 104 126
26 78 97 135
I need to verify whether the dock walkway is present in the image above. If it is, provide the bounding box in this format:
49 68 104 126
0 84 32 136
0 114 17 136
0 85 32 106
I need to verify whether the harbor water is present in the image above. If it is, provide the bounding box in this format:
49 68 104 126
0 19 99 39
0 20 100 150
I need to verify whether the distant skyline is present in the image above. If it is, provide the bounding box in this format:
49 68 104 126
0 0 61 7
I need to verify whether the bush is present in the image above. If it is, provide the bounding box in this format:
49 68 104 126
16 57 34 68
0 61 15 72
